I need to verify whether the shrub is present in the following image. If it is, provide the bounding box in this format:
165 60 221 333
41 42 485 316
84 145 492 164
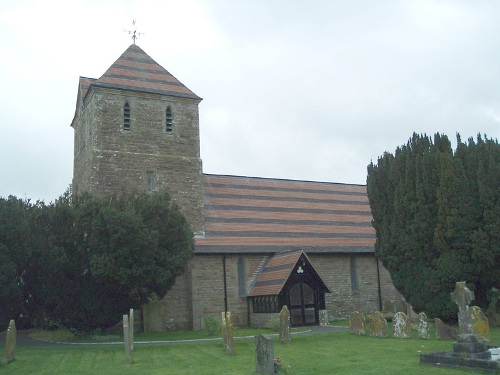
204 315 221 336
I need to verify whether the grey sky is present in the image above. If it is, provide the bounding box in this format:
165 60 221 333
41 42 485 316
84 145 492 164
1 0 499 203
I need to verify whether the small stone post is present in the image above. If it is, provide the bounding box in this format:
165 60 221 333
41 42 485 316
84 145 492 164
225 311 234 354
123 314 132 364
5 319 17 363
129 308 134 351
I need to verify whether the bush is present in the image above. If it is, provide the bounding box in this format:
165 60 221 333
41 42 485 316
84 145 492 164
265 316 280 332
204 315 221 336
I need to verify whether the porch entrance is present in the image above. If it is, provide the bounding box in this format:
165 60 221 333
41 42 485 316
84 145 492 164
289 282 317 326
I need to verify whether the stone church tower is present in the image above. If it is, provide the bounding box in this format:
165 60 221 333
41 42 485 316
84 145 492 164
70 44 204 235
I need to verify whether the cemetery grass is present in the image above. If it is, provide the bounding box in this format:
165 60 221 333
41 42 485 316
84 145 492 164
1 328 498 374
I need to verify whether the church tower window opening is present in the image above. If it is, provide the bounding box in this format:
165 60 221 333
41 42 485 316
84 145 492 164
123 102 131 130
166 106 173 133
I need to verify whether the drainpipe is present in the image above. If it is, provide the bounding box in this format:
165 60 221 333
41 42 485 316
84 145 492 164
376 258 382 311
223 255 228 313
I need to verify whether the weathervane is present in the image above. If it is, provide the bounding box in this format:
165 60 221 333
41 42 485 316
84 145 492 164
124 19 143 44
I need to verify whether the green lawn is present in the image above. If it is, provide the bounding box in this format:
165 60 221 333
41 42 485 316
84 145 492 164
1 328 498 374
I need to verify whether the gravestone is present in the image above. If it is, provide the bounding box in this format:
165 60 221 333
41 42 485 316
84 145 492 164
435 318 457 340
451 281 474 335
5 319 16 363
255 335 275 374
225 312 234 354
369 311 388 338
470 306 490 342
349 311 366 335
279 305 291 343
393 311 411 338
129 308 134 351
319 309 328 326
416 312 430 339
123 314 132 364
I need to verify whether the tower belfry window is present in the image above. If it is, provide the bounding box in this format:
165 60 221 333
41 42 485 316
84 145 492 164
166 106 173 133
123 102 131 130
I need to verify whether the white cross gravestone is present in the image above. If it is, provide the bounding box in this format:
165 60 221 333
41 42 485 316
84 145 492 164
450 281 474 336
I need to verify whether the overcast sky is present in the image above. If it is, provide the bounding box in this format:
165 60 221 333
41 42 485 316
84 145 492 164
1 0 499 203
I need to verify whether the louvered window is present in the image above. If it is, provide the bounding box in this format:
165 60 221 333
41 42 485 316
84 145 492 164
166 106 173 133
123 102 131 130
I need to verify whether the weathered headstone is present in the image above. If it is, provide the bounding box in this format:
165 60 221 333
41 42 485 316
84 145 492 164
349 311 366 335
416 312 430 339
129 308 134 351
123 314 132 363
435 318 457 340
5 319 16 363
279 305 291 343
470 306 490 342
369 311 388 338
393 311 411 338
255 335 275 375
450 281 474 335
225 311 234 354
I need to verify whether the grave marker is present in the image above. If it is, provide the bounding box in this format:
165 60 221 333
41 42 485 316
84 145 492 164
255 335 275 374
393 311 411 338
435 318 457 340
416 312 430 339
470 306 490 342
450 281 474 335
369 311 388 338
225 311 234 354
279 305 291 344
123 314 132 363
349 311 366 335
129 308 134 351
5 319 16 363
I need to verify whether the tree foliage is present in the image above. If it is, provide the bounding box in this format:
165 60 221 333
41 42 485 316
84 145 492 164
0 192 194 332
367 133 500 321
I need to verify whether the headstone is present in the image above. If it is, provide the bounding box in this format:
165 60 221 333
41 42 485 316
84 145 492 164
349 311 366 335
5 319 16 363
470 306 490 342
435 318 457 340
416 312 430 339
319 309 328 326
369 311 388 338
129 308 134 351
255 335 275 374
123 314 132 363
450 281 474 335
225 311 234 354
393 311 411 338
279 305 291 343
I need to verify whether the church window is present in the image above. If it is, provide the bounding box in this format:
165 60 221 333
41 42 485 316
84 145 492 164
123 102 131 130
237 257 246 297
146 171 156 192
166 106 173 133
350 255 359 292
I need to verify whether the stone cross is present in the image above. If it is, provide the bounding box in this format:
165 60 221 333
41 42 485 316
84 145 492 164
123 314 132 363
279 305 291 344
450 281 474 335
5 319 17 363
255 335 275 374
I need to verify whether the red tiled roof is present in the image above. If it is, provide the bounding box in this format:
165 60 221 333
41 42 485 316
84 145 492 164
195 174 376 254
248 250 330 296
82 44 201 101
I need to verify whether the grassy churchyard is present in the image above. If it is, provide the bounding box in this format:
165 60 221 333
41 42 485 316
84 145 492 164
1 324 499 374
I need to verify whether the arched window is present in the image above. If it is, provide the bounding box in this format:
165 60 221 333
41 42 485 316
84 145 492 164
123 102 131 130
166 106 173 133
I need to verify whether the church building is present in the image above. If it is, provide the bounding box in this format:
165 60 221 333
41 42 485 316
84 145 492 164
70 43 398 331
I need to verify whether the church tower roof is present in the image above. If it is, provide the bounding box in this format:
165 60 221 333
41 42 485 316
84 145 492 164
91 44 201 100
